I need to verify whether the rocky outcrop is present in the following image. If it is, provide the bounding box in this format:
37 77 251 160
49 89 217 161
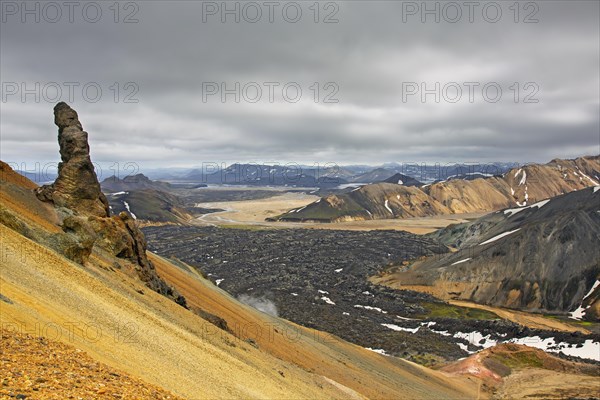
17 103 186 307
36 102 109 217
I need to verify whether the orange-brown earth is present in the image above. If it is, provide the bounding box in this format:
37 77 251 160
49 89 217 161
0 331 182 399
440 343 600 399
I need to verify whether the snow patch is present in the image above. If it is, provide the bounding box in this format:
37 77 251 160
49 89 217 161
457 343 474 354
321 296 336 305
479 229 521 245
584 280 600 300
215 279 224 286
569 305 588 321
354 305 387 314
451 258 471 266
504 199 550 217
382 323 419 333
454 331 498 349
384 199 393 215
569 280 600 320
396 315 417 321
365 348 388 356
430 328 451 337
123 201 137 219
334 268 343 273
519 171 527 186
576 168 599 185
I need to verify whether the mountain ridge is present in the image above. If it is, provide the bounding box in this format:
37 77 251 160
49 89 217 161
273 155 600 222
373 186 600 320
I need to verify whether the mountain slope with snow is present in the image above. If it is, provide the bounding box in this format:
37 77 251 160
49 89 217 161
380 186 600 320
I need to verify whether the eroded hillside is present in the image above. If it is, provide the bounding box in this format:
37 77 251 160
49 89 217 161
374 187 600 320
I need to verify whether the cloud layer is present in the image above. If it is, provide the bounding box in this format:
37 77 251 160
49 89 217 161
1 1 598 167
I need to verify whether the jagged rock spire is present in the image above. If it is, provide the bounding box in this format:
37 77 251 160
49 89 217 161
36 102 110 217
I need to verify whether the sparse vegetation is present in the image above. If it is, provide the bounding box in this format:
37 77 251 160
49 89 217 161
417 301 500 320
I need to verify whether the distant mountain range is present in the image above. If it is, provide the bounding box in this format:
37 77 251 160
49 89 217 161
272 156 600 222
180 163 353 188
101 173 173 193
13 161 519 188
144 162 516 187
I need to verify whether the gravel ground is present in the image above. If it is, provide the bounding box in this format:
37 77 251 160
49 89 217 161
0 331 182 399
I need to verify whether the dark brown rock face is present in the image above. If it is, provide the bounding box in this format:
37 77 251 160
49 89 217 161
31 103 186 308
36 102 110 217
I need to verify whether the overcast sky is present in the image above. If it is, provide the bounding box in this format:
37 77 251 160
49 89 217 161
1 0 599 169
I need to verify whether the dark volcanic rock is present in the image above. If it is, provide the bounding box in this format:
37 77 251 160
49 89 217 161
381 173 422 187
142 226 465 361
143 225 599 363
30 103 186 307
36 102 109 218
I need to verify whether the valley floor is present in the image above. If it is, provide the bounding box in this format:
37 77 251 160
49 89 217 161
371 278 591 335
192 191 487 233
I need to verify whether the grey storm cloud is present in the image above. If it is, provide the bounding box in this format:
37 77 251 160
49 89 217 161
1 0 598 168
